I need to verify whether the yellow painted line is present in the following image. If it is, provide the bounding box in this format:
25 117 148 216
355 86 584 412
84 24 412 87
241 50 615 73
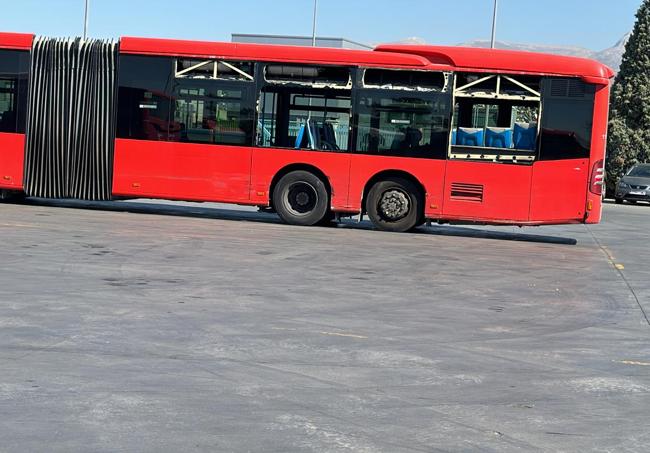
320 331 368 339
615 360 650 366
614 263 625 270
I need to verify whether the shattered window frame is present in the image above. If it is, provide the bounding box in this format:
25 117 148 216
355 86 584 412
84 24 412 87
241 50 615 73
174 59 255 82
362 69 450 92
263 64 352 89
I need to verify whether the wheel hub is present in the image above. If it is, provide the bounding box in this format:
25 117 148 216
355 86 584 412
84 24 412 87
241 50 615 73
295 192 310 206
286 182 318 215
379 190 410 220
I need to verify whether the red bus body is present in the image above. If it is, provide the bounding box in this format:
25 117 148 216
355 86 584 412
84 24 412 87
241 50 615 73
0 32 613 226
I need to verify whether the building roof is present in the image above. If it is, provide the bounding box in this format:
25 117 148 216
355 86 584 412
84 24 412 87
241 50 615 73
231 34 372 50
375 44 615 84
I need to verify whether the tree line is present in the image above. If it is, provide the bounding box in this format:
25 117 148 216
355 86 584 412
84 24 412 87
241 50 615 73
607 0 650 189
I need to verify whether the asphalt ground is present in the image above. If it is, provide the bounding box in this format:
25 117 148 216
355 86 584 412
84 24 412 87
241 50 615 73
1 199 649 452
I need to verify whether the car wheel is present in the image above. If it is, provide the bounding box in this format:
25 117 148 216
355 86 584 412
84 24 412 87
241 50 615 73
273 170 329 226
615 197 623 204
366 177 422 232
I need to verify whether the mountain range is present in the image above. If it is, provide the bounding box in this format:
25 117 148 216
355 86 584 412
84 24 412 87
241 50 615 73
397 35 630 72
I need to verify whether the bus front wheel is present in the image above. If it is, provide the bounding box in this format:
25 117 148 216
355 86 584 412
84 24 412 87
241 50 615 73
273 170 329 226
366 177 422 232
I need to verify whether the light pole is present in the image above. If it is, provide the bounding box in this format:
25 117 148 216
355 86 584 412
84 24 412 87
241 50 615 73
312 0 318 47
490 0 498 49
83 0 89 39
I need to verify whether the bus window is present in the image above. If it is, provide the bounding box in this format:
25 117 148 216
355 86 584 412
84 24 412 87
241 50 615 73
450 73 541 160
363 69 447 91
0 49 29 134
169 80 254 146
0 79 18 132
175 59 254 82
355 91 450 158
539 78 595 160
258 65 352 151
116 55 175 141
265 65 350 88
259 89 351 151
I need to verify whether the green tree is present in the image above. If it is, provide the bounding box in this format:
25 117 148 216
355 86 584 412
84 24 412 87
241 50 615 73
607 0 650 188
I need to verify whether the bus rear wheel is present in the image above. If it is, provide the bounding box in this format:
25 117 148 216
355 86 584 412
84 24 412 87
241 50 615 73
273 170 329 226
366 177 422 232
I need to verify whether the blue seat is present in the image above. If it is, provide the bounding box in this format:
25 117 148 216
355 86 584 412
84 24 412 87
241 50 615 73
485 127 513 149
451 128 457 145
295 124 306 149
513 122 537 150
456 127 484 147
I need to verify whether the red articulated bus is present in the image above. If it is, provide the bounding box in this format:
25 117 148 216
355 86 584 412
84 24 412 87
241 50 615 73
0 32 614 232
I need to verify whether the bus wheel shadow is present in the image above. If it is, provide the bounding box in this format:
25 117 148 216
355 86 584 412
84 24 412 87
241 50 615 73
339 220 577 245
24 198 577 245
416 224 578 245
23 198 283 224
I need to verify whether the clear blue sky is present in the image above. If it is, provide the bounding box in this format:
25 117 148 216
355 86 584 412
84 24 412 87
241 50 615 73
0 0 642 50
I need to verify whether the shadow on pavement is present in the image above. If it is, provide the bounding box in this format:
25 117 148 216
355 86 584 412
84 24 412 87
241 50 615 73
22 198 578 245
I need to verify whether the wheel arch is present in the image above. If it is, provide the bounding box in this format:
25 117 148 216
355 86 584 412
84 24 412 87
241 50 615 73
362 170 426 214
269 163 332 208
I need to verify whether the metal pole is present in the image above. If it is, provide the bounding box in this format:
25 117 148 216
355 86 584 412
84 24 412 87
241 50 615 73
312 0 318 47
83 0 89 39
490 0 498 49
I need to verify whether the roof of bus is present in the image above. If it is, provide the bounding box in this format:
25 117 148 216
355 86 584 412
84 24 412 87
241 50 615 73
375 44 615 83
0 32 615 84
0 32 34 50
119 37 438 69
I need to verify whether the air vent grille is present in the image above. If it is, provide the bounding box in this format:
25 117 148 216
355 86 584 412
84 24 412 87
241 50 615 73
450 183 484 202
549 78 587 98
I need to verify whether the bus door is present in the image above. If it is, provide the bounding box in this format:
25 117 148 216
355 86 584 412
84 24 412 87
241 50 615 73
529 79 596 222
442 73 540 222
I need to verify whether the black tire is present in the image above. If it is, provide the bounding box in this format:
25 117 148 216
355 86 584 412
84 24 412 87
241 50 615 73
615 197 623 204
272 170 329 226
366 177 422 232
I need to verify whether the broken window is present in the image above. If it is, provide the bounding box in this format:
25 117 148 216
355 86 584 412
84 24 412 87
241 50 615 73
258 88 351 151
450 73 541 162
175 59 254 82
363 69 448 91
264 65 351 88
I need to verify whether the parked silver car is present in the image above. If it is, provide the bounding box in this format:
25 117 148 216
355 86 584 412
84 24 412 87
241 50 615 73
615 163 650 204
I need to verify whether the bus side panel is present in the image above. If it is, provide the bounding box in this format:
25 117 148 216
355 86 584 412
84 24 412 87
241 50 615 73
249 148 351 210
112 138 252 202
529 159 589 222
441 161 532 222
0 132 25 190
347 155 446 217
